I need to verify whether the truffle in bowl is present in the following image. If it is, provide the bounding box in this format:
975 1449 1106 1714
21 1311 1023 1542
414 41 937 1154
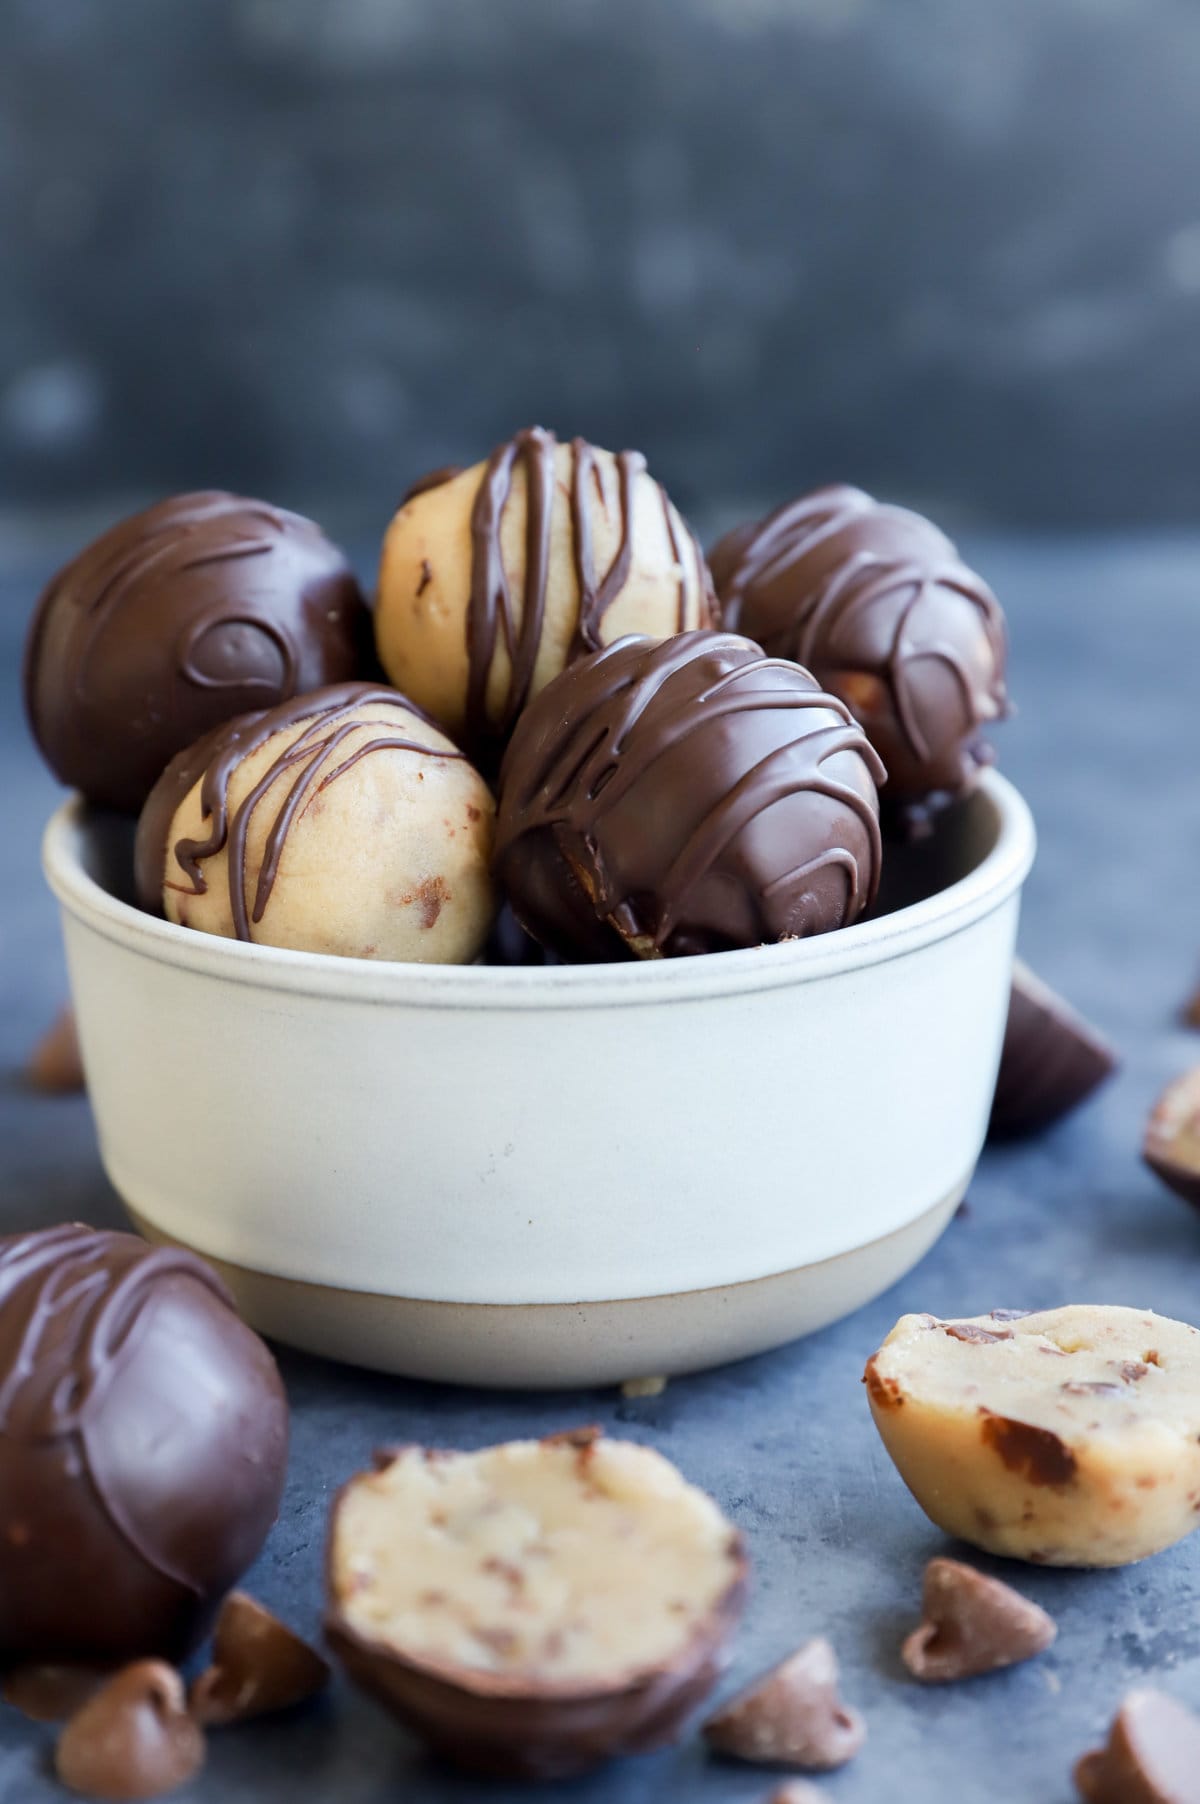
41 756 1033 1386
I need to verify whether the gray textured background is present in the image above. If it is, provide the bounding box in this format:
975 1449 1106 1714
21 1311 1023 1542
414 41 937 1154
3 0 1200 547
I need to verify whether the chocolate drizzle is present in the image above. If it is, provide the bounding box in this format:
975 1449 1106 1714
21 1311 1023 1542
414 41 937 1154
136 683 465 936
426 427 710 753
24 492 369 813
495 630 885 961
0 1225 287 1665
0 1224 228 1447
710 484 1007 809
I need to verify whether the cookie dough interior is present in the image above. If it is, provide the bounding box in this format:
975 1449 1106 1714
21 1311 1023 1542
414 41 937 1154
866 1305 1200 1567
330 1437 740 1682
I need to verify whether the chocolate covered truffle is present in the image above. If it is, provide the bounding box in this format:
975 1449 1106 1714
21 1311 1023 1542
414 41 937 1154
374 427 715 763
136 683 495 963
325 1429 747 1779
0 1224 288 1666
25 491 370 813
494 630 885 961
710 484 1008 822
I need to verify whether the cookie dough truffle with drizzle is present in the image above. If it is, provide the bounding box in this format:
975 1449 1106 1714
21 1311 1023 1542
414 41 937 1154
710 484 1008 829
494 630 885 962
136 683 495 963
374 426 715 765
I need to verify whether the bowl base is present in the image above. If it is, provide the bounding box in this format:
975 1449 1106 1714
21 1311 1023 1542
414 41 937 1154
126 1183 964 1389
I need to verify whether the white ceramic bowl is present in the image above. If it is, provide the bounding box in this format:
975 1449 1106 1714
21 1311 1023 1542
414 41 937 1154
43 772 1034 1389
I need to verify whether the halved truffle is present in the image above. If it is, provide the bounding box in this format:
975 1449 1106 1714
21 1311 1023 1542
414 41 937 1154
1144 1069 1200 1209
325 1429 747 1778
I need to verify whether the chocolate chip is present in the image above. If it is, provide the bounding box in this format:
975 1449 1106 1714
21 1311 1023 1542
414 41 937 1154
1074 1688 1200 1802
703 1638 864 1772
945 1323 1013 1344
979 1413 1078 1486
55 1661 204 1800
25 1007 84 1094
188 1593 329 1728
902 1558 1056 1682
863 1359 905 1410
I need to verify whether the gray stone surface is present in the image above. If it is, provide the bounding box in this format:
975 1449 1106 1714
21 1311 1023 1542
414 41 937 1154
4 0 1200 532
3 528 1200 1799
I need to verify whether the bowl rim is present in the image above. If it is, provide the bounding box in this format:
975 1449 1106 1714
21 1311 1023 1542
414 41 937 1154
42 772 1035 1012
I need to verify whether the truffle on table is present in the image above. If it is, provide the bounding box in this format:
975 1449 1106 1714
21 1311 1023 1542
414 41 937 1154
865 1305 1200 1567
494 630 885 961
24 492 371 814
135 683 496 964
0 1224 288 1666
374 427 716 764
710 484 1008 827
325 1429 747 1778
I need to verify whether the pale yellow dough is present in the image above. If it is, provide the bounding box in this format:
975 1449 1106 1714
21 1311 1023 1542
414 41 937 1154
865 1305 1200 1567
162 697 495 963
374 440 712 745
330 1437 741 1682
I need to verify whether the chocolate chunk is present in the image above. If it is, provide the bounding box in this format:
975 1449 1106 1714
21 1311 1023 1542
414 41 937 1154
55 1661 205 1800
1144 1069 1200 1209
25 1008 84 1094
901 1557 1056 1681
979 1413 1078 1486
189 1593 329 1727
2 1663 107 1722
945 1323 1013 1344
1074 1688 1200 1803
989 962 1118 1140
703 1638 864 1772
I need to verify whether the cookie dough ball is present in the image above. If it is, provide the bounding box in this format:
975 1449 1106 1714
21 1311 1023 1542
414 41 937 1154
710 485 1008 824
495 631 884 962
136 683 495 964
375 428 715 763
865 1306 1200 1567
25 492 370 813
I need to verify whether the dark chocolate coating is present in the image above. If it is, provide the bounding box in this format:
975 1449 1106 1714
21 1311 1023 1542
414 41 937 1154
494 630 885 962
24 491 371 813
988 961 1118 1140
0 1225 288 1665
710 484 1008 821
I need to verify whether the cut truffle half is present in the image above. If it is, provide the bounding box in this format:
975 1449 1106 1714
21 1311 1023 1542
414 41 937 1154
325 1429 747 1778
1144 1069 1200 1209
